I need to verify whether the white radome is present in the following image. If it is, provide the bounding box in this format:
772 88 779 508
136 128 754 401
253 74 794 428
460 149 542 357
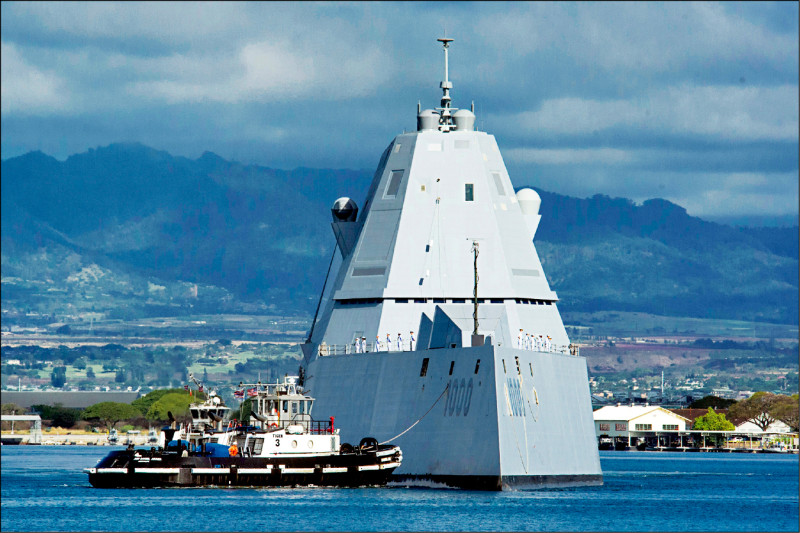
516 187 541 215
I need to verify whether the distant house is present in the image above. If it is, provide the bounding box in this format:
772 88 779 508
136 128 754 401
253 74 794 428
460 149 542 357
735 419 792 434
593 405 690 439
711 387 737 400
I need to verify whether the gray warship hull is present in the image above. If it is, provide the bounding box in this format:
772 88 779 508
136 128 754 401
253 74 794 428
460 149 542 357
301 38 602 490
305 344 601 489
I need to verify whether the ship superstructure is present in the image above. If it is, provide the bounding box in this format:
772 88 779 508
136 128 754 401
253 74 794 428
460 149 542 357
302 38 602 489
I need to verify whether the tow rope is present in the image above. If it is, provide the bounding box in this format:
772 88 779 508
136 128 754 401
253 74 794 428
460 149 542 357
380 382 450 445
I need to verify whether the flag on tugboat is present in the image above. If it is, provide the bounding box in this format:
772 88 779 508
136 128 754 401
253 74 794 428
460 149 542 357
198 385 203 392
233 389 245 401
184 384 189 391
247 387 258 398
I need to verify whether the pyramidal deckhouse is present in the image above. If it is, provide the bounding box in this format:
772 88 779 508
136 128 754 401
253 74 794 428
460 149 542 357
300 38 602 490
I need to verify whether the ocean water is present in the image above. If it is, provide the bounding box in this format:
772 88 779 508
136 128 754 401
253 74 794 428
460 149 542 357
1 447 797 532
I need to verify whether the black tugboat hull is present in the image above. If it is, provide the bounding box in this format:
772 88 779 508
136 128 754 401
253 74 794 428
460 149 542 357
87 447 401 488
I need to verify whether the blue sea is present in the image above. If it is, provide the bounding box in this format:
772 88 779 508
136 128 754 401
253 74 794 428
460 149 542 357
1 446 797 532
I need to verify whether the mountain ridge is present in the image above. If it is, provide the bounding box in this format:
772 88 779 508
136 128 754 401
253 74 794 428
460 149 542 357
2 143 797 324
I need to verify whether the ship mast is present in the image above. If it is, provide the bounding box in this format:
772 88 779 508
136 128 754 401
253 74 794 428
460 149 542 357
437 37 456 131
471 241 479 336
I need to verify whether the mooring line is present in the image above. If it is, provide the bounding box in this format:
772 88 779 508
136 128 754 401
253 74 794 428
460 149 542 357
380 382 450 445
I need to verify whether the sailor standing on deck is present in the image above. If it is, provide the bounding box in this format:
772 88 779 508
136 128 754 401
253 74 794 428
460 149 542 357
375 335 382 352
386 333 392 351
518 329 524 350
396 332 403 351
361 336 367 353
354 337 361 353
538 335 544 352
410 331 415 351
545 336 552 352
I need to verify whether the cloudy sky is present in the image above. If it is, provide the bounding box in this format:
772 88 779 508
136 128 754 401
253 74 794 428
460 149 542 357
2 1 798 225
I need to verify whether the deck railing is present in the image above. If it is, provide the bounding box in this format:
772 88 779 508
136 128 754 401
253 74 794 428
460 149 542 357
227 418 334 434
317 342 580 357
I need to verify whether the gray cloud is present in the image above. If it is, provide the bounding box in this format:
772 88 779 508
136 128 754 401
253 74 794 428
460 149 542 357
1 1 797 222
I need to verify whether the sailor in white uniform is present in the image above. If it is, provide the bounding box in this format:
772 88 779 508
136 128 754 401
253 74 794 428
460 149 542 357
410 331 415 351
518 329 524 350
375 335 382 352
546 336 552 352
361 336 367 353
386 333 392 351
396 333 403 351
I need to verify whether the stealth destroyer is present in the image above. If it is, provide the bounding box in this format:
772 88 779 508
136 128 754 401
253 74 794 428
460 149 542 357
301 38 602 490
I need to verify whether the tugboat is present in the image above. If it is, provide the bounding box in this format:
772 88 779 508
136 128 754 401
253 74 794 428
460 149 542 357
106 428 119 445
85 376 402 488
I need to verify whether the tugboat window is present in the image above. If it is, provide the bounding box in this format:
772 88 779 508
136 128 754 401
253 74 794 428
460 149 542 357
449 361 455 375
253 438 264 455
474 359 480 374
420 358 429 377
464 183 474 201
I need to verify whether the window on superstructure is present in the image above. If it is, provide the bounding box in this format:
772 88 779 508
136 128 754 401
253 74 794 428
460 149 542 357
502 360 507 374
464 183 474 201
474 360 480 374
449 361 455 375
491 172 506 196
384 170 404 198
253 438 265 455
420 358 429 377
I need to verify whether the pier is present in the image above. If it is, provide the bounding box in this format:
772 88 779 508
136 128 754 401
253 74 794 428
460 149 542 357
599 429 799 453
